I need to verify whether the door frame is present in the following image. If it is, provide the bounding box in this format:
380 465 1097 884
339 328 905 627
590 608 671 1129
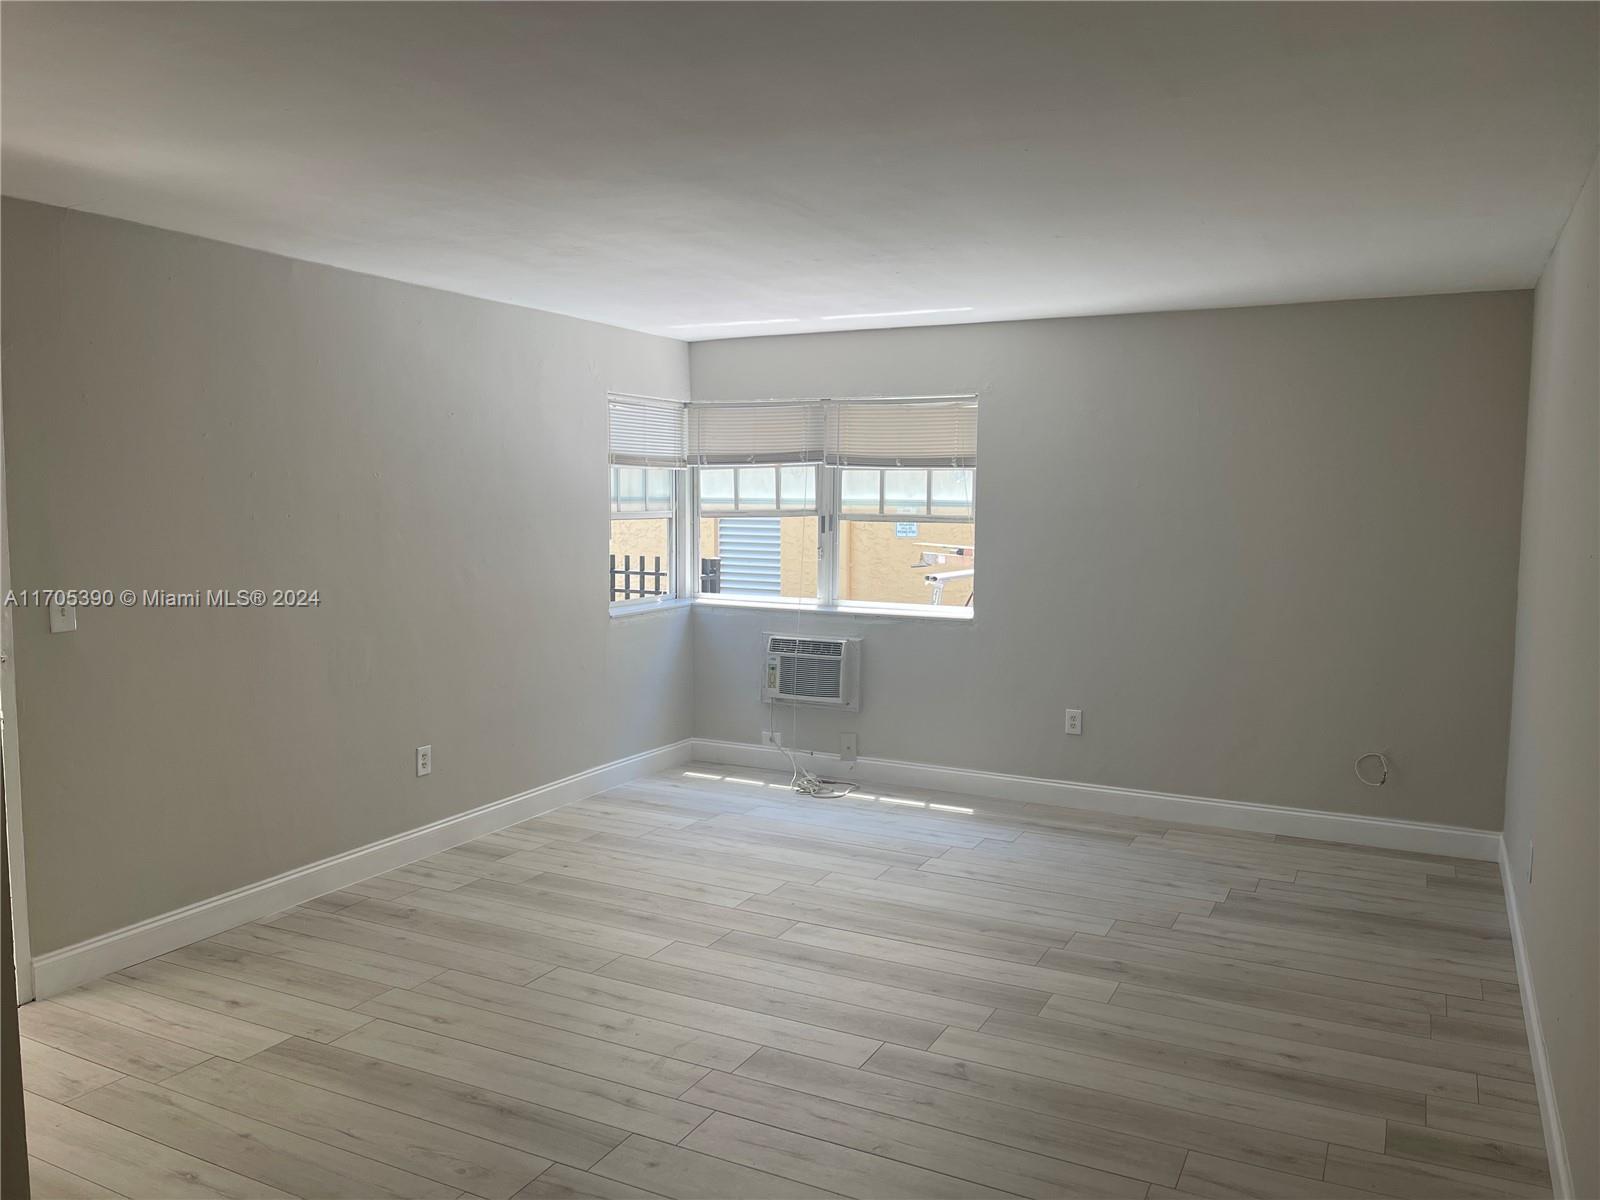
0 355 33 1003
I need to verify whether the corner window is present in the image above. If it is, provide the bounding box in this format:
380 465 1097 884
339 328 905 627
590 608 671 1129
609 466 676 603
607 397 687 610
687 398 977 612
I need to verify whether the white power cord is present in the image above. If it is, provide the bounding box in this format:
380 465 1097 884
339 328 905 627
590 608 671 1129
768 698 856 798
1354 752 1390 787
767 583 855 800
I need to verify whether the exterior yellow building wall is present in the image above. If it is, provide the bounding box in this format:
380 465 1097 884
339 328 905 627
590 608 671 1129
623 514 974 607
780 517 820 598
609 518 670 598
839 520 974 607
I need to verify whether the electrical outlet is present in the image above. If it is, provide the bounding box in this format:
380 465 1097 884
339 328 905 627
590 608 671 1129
416 745 432 777
762 729 783 748
841 733 858 762
1065 708 1083 736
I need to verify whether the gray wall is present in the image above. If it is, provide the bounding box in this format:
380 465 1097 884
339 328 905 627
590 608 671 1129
691 293 1532 830
1502 160 1598 1200
0 201 1545 967
2 200 692 954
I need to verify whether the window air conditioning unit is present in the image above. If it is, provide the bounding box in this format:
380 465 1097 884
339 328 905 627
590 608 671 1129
763 634 861 710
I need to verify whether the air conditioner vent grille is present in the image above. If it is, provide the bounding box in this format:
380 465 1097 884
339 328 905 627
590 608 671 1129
766 636 844 658
778 655 843 699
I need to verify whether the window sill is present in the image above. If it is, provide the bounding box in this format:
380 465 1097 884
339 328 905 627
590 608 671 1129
609 598 694 620
693 596 974 622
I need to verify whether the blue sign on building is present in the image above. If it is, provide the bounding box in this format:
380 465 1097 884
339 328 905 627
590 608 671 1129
894 522 919 538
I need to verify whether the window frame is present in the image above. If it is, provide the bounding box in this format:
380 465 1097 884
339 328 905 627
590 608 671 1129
690 462 975 613
694 464 822 603
609 465 689 613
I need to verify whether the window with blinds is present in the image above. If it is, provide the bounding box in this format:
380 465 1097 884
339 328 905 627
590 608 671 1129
687 402 827 465
685 397 975 467
828 399 976 468
683 396 977 613
608 397 687 467
607 395 686 609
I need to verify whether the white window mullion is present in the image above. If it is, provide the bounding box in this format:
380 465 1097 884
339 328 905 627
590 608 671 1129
674 469 691 600
820 466 841 606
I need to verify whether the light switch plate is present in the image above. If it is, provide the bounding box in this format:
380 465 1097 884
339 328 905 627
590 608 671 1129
49 603 77 634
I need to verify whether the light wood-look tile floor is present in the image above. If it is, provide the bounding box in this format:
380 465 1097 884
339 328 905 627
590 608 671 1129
20 765 1549 1199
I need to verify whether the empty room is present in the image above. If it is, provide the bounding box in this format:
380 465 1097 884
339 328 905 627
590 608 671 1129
0 4 1596 1199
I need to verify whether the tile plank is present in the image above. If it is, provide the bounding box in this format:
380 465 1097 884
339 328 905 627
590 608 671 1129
343 896 625 970
651 941 994 1030
528 966 883 1069
26 1157 128 1200
336 1019 713 1143
412 969 758 1071
589 1134 843 1199
683 1069 1147 1198
211 922 446 988
19 1039 124 1103
263 907 556 984
733 1045 1187 1188
514 1163 667 1199
1174 1152 1375 1198
164 1058 545 1200
597 955 948 1049
26 1093 294 1199
781 924 1116 1001
1427 1097 1546 1148
983 1007 1427 1122
50 977 287 1061
111 960 372 1043
356 986 712 1095
679 1112 1017 1199
862 1041 1330 1179
1325 1144 1551 1198
931 1024 1386 1151
1385 1121 1551 1188
19 1001 210 1082
243 1037 625 1171
70 1076 459 1199
711 930 1053 1014
1038 991 1475 1101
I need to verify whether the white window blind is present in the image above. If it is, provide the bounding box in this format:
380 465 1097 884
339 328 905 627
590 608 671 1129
608 397 687 467
688 402 828 465
828 398 977 467
688 397 977 467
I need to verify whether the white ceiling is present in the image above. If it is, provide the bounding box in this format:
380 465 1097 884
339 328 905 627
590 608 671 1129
3 3 1596 340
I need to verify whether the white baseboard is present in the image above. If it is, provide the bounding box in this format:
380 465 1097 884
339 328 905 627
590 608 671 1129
30 738 693 999
691 738 1501 861
1499 837 1573 1199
